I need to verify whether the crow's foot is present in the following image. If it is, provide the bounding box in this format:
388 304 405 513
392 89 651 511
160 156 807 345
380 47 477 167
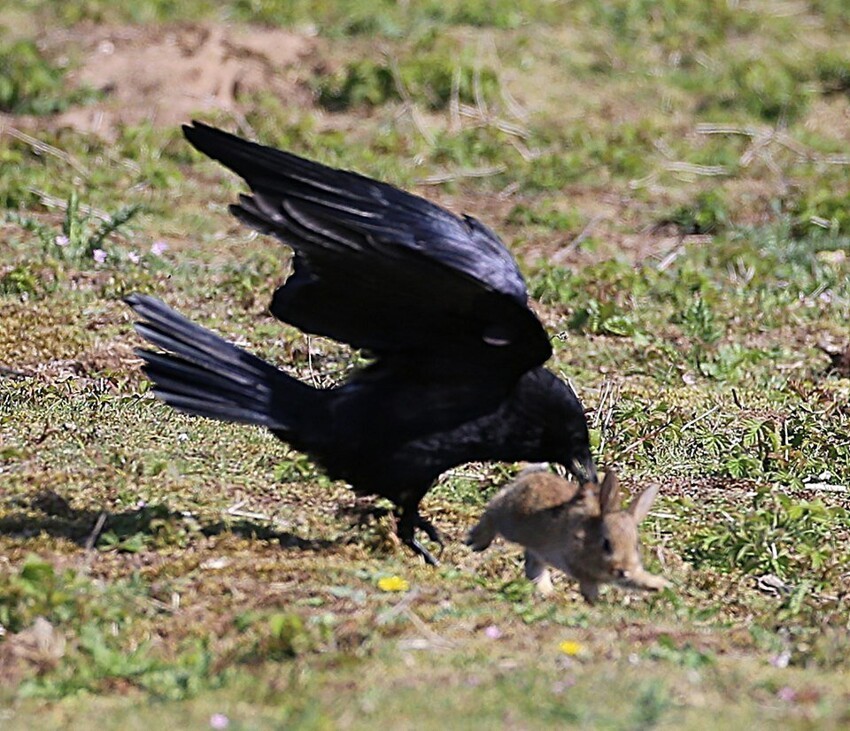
415 515 444 548
398 507 442 566
403 535 440 566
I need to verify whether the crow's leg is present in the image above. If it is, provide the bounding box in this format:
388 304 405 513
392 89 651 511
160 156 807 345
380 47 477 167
397 505 440 566
415 514 444 547
346 503 442 546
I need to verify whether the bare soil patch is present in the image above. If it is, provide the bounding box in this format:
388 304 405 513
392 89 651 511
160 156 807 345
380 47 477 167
51 23 316 137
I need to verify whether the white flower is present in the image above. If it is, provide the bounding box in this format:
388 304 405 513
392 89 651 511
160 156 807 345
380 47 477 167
92 249 107 263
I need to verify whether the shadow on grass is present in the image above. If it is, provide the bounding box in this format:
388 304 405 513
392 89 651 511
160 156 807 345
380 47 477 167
0 489 335 553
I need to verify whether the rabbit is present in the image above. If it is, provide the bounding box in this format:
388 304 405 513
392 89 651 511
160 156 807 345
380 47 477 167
466 468 670 603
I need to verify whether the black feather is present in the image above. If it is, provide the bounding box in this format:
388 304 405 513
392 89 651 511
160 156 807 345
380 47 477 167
127 124 597 564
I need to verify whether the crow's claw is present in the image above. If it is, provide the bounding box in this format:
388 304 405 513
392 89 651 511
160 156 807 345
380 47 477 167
415 515 444 547
404 536 440 566
398 507 442 565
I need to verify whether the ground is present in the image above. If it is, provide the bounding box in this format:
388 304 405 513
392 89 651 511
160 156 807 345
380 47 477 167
1 1 850 728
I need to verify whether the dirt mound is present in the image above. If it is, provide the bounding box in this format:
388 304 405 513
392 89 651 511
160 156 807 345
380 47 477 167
56 23 316 137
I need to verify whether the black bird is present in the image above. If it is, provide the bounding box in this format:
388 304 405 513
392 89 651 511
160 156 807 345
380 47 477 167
127 121 597 564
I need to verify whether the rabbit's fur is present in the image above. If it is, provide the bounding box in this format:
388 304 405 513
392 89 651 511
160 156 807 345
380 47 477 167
466 469 670 603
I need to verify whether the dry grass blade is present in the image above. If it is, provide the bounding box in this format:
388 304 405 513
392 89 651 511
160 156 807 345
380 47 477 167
417 165 507 185
3 126 90 177
388 56 435 145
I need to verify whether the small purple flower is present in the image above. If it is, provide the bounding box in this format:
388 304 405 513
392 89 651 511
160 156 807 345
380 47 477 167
483 625 502 640
209 713 229 729
777 686 796 702
151 240 169 256
92 249 107 263
127 251 141 264
55 235 70 247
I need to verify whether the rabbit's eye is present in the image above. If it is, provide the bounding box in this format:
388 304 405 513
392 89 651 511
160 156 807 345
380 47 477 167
602 537 613 554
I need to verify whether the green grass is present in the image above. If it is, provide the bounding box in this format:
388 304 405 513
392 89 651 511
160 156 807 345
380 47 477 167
0 39 100 115
2 0 850 727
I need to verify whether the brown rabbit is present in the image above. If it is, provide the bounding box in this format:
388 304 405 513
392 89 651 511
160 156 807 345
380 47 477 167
466 468 670 603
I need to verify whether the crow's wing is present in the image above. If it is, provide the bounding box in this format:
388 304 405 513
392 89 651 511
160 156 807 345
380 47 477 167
183 122 551 378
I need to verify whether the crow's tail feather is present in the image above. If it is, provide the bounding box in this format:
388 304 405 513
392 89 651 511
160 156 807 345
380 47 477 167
126 294 315 430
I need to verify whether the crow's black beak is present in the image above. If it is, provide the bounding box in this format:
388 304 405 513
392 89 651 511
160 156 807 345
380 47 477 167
570 454 598 485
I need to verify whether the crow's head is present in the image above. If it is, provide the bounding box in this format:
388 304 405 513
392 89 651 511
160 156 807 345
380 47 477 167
541 373 597 485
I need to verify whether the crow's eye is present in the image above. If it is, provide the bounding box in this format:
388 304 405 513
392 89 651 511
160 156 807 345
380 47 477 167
602 537 613 554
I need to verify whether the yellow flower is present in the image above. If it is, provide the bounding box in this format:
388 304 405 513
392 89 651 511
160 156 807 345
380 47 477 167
559 640 585 656
377 576 409 592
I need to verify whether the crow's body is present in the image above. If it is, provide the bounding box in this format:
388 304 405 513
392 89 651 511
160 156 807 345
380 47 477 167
128 122 597 563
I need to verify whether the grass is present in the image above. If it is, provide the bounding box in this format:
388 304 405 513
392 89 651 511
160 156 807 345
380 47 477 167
2 0 850 728
0 39 100 115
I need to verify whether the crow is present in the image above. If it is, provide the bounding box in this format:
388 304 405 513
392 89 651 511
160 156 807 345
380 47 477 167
126 121 597 565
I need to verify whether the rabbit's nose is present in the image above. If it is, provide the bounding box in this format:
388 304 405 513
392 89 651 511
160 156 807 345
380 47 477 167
613 568 627 580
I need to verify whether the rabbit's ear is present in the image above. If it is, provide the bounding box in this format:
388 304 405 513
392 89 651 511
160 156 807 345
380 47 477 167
577 482 602 516
628 483 661 523
599 470 621 514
